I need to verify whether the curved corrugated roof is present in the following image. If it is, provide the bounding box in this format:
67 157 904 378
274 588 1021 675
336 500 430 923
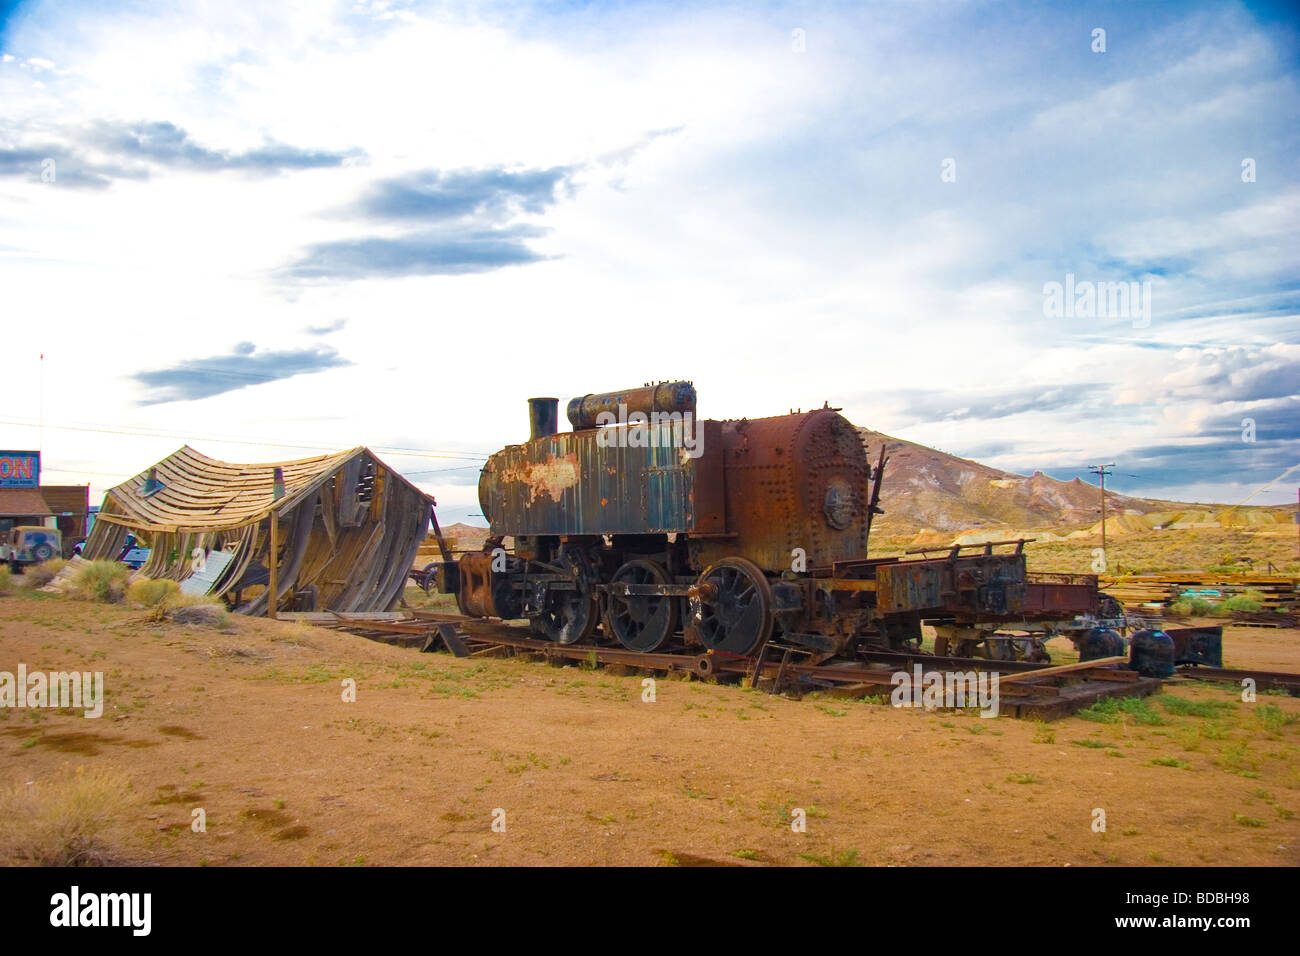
95 445 410 532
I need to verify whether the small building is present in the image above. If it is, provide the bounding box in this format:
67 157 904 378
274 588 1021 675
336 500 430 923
80 446 432 614
0 487 55 530
0 450 90 556
39 485 92 553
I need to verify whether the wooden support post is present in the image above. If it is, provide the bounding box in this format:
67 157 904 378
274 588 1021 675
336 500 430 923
428 499 453 564
750 639 771 689
268 510 279 620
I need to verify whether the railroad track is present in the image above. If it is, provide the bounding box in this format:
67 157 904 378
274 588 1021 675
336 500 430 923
1172 665 1300 696
290 610 1176 720
294 610 1300 701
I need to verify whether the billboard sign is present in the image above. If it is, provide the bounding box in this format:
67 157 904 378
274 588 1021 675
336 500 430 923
0 451 40 488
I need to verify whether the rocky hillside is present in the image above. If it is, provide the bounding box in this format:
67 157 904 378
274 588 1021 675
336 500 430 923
860 428 1153 534
438 522 493 549
859 428 1291 545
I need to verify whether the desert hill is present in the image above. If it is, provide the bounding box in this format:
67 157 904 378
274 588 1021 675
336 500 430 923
858 428 1291 546
437 522 493 549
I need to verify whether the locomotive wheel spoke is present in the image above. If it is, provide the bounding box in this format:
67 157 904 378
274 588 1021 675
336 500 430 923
603 559 677 652
531 550 599 645
533 590 598 645
694 558 772 657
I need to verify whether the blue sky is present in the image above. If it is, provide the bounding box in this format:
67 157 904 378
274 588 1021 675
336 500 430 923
0 0 1296 523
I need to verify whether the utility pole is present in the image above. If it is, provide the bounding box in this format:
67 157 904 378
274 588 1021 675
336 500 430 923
1089 463 1115 557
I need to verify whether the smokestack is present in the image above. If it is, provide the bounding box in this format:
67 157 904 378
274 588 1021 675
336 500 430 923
528 397 559 440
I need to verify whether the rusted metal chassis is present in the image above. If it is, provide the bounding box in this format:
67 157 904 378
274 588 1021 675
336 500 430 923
867 541 1098 620
454 544 1099 651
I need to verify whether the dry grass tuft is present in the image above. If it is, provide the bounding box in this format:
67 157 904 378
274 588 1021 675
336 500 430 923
205 643 269 662
166 599 232 630
0 765 135 866
127 585 231 629
24 558 67 588
126 577 180 607
65 560 132 604
272 619 323 649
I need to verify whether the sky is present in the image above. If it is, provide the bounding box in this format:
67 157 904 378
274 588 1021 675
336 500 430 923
0 0 1297 524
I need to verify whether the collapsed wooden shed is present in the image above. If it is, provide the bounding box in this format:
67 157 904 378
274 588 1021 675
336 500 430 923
81 446 431 614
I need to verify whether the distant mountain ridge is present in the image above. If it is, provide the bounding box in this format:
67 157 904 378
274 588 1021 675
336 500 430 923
858 427 1289 542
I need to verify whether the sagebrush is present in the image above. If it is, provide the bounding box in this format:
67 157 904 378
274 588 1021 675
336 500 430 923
24 558 67 587
126 577 180 607
0 766 134 866
65 561 132 604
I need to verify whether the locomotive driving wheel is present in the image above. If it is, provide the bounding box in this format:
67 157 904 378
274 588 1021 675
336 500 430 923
532 586 599 644
691 557 773 657
603 559 678 652
531 550 599 645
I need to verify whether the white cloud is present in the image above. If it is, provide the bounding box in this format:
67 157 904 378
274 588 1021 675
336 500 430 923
0 0 1296 520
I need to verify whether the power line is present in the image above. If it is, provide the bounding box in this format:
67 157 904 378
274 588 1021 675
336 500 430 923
403 465 485 477
1089 463 1115 558
39 467 134 479
0 417 491 462
42 459 489 481
1221 462 1300 514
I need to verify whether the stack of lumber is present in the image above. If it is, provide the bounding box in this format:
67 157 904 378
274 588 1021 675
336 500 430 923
1231 609 1300 628
1100 573 1298 611
412 530 513 567
415 534 456 562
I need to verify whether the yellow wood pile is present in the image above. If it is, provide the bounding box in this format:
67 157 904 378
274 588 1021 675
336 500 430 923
1099 573 1297 611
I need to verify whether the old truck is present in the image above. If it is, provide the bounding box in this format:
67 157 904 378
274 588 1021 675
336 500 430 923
3 525 62 573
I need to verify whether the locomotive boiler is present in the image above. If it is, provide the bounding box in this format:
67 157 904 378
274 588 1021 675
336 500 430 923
432 382 1095 664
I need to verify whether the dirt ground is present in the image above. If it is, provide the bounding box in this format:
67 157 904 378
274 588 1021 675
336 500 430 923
1 587 1298 867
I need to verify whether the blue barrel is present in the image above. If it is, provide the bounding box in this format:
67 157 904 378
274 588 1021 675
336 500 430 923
1079 627 1125 662
1129 629 1176 678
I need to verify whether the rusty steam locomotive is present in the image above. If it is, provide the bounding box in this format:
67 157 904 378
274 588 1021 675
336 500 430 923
429 382 1103 663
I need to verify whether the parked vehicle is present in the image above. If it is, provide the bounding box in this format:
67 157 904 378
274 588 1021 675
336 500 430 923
115 533 151 570
2 525 62 573
70 533 149 568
